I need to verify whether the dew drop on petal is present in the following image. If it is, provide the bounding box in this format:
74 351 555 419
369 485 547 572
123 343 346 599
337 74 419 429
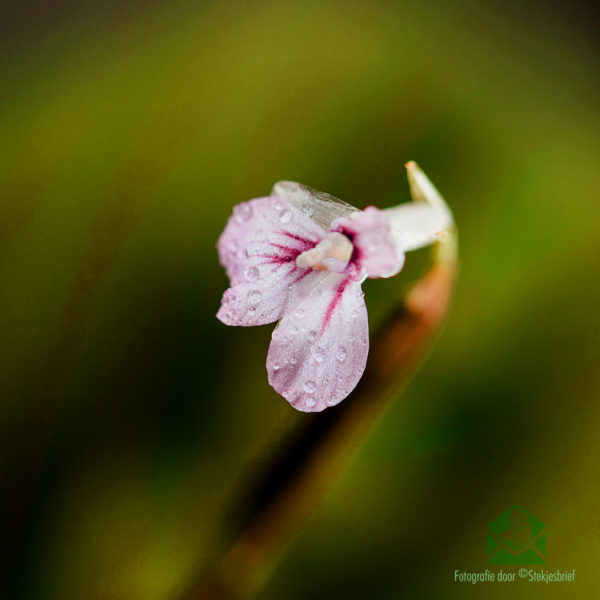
273 363 280 371
351 308 360 319
234 203 253 223
311 345 325 363
336 346 347 362
302 205 314 217
247 290 262 305
248 306 256 316
306 397 316 408
279 208 293 224
308 330 317 342
290 356 298 365
274 201 283 211
244 265 260 282
303 380 316 394
291 326 299 335
295 308 305 319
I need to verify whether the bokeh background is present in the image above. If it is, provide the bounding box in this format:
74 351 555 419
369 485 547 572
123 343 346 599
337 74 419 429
2 1 599 598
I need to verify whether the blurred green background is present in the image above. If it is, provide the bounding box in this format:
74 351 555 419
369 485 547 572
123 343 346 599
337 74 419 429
2 1 599 598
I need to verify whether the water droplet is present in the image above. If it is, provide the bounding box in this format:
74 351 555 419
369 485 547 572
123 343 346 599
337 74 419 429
290 356 298 365
336 346 347 362
303 380 316 394
311 345 325 363
279 208 293 224
234 203 253 223
247 290 262 305
248 306 256 316
308 330 317 342
244 265 259 282
273 363 280 371
295 308 305 319
291 326 299 335
305 397 316 408
274 201 283 211
351 308 360 319
361 337 368 346
302 205 314 217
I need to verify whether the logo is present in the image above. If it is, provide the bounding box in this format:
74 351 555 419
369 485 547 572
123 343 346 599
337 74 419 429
486 505 545 564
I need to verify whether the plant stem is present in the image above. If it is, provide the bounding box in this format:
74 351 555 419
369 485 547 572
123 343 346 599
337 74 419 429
188 230 458 600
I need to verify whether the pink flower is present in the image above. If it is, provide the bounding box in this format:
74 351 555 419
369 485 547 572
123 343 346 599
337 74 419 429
217 163 453 412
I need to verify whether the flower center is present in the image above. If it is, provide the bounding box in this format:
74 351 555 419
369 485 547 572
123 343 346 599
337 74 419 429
296 232 353 273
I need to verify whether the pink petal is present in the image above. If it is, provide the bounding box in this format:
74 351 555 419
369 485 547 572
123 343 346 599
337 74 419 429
217 197 327 326
218 196 325 285
266 274 369 412
335 206 404 279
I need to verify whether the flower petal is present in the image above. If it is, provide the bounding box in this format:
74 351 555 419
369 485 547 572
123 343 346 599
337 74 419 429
385 203 452 252
217 269 327 327
383 162 454 252
271 181 359 231
217 197 327 326
266 274 369 412
335 206 404 279
217 196 325 285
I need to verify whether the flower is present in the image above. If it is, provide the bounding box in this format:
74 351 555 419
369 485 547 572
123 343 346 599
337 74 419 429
217 162 453 412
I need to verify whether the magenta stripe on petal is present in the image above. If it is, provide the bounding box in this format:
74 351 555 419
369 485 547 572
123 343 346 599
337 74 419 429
266 274 369 412
322 277 350 334
217 197 327 326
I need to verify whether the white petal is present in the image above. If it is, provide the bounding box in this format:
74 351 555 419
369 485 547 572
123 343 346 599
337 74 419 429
383 162 454 252
272 181 360 231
